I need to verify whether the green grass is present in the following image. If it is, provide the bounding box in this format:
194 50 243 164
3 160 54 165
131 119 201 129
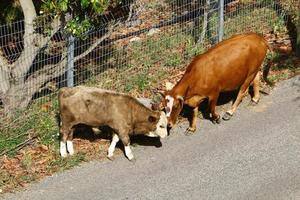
0 98 59 157
268 73 290 82
224 6 288 38
124 72 152 92
128 30 205 69
48 153 87 172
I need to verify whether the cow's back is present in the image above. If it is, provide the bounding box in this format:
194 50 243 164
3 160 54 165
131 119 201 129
186 33 268 92
59 87 128 126
58 86 159 131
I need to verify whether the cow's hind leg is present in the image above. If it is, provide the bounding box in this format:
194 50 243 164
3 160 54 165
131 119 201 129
107 133 120 160
66 128 75 156
223 74 256 120
60 124 72 158
209 93 221 124
251 72 260 104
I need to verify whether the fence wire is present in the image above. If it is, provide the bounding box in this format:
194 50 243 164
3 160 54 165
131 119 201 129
0 0 298 150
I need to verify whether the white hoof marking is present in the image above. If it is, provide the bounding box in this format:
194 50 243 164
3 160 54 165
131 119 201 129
67 140 74 155
125 145 134 160
60 141 67 158
107 134 119 158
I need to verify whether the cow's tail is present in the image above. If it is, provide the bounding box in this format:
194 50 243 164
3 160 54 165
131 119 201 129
262 38 274 87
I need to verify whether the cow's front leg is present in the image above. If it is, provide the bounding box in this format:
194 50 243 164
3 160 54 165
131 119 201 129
119 134 134 161
107 133 120 160
185 107 198 135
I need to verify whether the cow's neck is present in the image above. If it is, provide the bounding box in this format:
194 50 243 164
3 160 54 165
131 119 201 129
171 76 190 98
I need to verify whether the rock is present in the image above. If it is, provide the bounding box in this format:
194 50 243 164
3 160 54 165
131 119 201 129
147 28 160 36
126 19 142 27
129 37 141 42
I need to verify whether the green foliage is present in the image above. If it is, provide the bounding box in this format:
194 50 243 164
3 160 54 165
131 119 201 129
66 17 91 38
41 0 111 15
40 0 122 37
0 1 23 24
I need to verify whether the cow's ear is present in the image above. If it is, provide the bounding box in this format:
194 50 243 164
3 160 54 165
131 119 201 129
157 90 165 98
177 96 184 106
148 115 158 123
151 102 164 111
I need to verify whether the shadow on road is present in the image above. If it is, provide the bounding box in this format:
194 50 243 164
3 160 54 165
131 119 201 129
292 76 300 104
72 124 162 149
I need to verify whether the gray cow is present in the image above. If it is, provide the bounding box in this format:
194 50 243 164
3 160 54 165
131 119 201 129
58 86 167 161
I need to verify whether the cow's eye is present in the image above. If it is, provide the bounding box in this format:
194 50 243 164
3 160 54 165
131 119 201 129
159 125 165 128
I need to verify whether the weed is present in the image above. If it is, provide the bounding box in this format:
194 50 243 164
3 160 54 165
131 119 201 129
49 153 86 172
125 72 151 92
21 154 33 171
224 6 288 38
19 174 36 183
269 72 289 83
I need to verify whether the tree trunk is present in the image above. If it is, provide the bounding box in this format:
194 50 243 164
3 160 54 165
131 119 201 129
0 0 61 115
2 84 30 114
198 0 210 43
0 0 116 116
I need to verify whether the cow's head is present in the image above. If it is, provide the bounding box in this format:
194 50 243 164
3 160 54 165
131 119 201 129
155 82 184 129
161 92 184 128
146 111 168 138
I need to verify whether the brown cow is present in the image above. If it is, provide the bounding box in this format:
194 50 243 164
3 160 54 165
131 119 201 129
58 86 167 161
160 32 269 134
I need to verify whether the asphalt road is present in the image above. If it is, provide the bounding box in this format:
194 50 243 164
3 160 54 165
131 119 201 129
3 76 300 200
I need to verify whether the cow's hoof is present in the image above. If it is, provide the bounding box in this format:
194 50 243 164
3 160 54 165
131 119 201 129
60 152 68 158
184 127 196 136
107 155 115 161
249 99 259 106
222 112 233 121
212 116 221 124
128 157 136 162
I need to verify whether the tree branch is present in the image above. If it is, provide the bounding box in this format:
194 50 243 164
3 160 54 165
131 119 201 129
19 0 37 47
24 51 68 97
36 17 62 49
11 17 61 79
74 23 119 62
198 0 209 43
126 3 135 22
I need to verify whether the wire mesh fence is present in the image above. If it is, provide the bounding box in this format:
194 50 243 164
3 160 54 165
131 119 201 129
0 0 298 155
